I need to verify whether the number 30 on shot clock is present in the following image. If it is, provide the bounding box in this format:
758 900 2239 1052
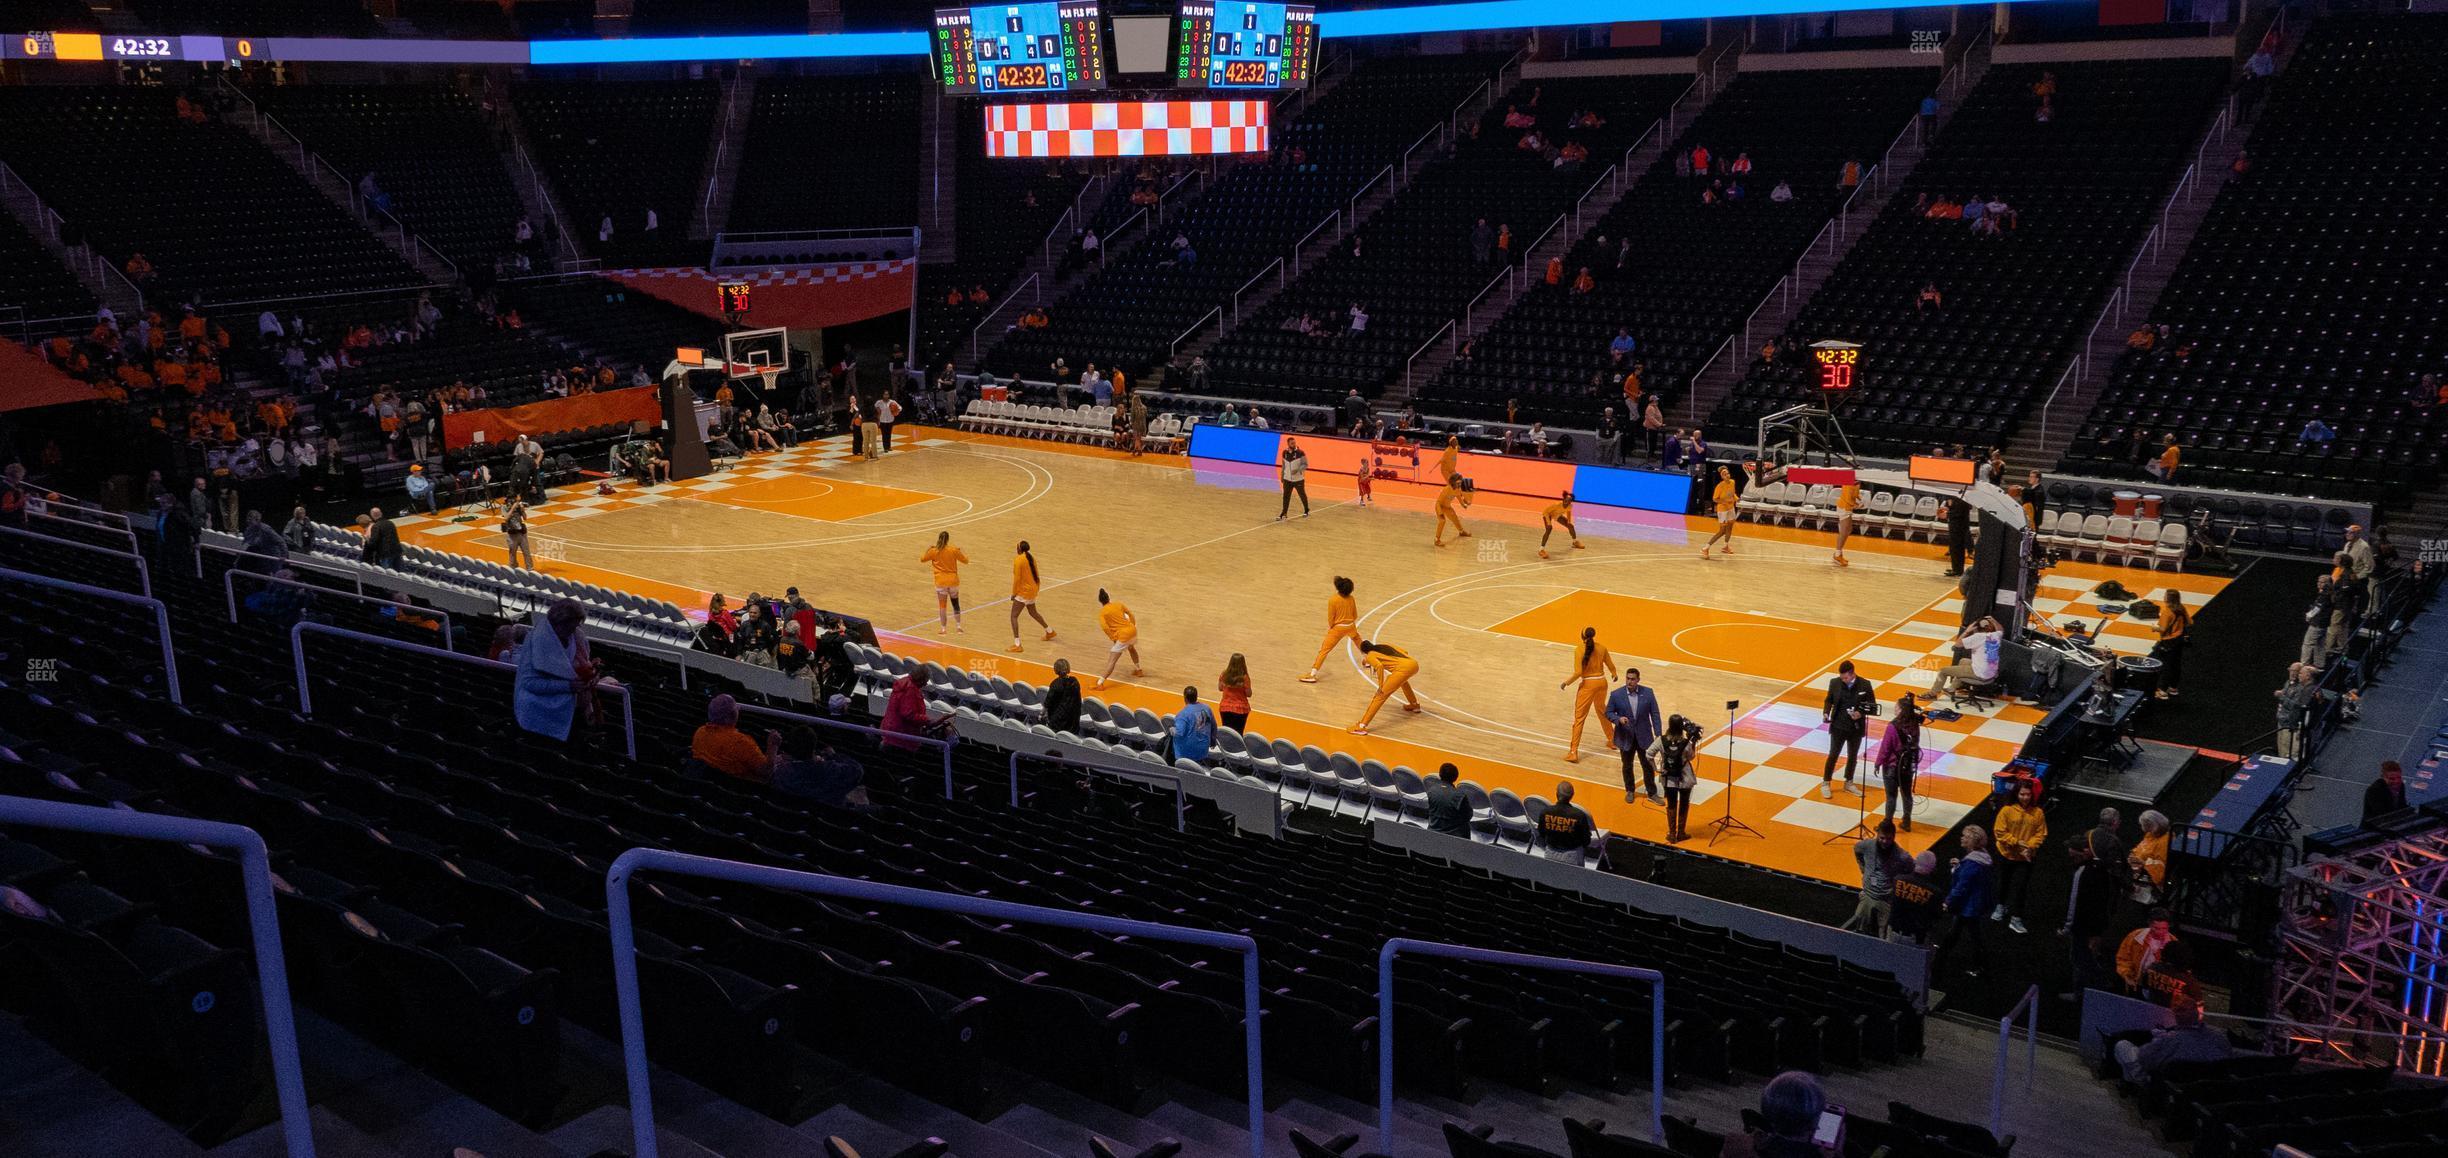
1812 340 1862 392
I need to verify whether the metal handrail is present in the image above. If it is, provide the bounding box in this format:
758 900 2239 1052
1101 206 1148 268
289 622 635 759
1617 116 1666 195
1663 71 1704 139
2089 286 2123 371
1348 163 1394 222
224 568 452 641
0 798 312 1156
1290 209 1339 276
1399 123 1442 181
0 566 179 703
1172 306 1222 359
1573 165 1617 233
26 507 138 551
2038 356 2080 454
1462 265 1512 331
1378 938 1664 1149
1403 319 1457 388
1232 257 1284 324
1008 749 1187 832
1991 984 2040 1138
1519 213 1564 282
198 283 435 317
1039 203 1076 269
605 848 1266 1158
971 272 1041 360
733 700 956 800
0 524 151 599
1689 334 1735 425
1447 76 1491 138
1742 273 1789 356
2166 163 2196 232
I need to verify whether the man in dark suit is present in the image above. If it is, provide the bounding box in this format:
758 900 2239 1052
1944 494 1972 576
1821 660 1875 798
360 506 403 569
2363 760 2410 822
2058 829 2120 1002
1604 667 1664 803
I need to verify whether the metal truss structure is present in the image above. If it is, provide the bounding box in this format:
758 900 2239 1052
2273 822 2448 1074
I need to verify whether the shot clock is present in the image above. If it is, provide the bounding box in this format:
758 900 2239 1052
1811 339 1863 394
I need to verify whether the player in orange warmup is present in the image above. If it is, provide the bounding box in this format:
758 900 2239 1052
1006 540 1056 653
1699 466 1740 559
1432 475 1473 547
1094 587 1141 689
1299 576 1360 683
1560 626 1617 762
1539 492 1585 559
1348 640 1423 735
1832 478 1860 566
920 531 968 633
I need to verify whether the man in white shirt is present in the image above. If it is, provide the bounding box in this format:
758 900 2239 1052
1932 616 2003 699
1347 303 1369 334
873 394 902 455
258 309 285 339
1277 440 1310 520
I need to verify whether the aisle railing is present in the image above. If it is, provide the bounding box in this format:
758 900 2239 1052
733 700 955 798
1991 984 2040 1138
604 849 1266 1158
1378 938 1665 1150
0 798 312 1157
0 566 179 703
289 622 635 759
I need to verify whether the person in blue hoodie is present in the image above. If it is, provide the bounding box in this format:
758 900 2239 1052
1935 825 1997 978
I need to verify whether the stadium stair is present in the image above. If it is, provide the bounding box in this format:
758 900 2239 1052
1388 48 1737 413
0 172 109 328
690 71 754 242
212 76 462 287
1676 32 1988 433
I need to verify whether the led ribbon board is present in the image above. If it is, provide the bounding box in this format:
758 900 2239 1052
984 98 1268 157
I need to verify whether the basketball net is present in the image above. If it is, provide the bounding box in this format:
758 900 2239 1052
758 367 781 398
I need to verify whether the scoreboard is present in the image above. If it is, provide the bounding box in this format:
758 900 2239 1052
931 3 1106 96
1174 2 1316 90
1811 340 1862 393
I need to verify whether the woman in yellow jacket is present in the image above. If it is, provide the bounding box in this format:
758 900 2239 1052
1432 476 1472 547
1699 465 1740 558
920 531 968 634
1006 540 1055 653
1560 626 1617 763
1348 640 1422 735
2153 590 2189 699
2129 809 2170 904
1300 576 1360 683
1991 782 2048 933
1093 587 1141 689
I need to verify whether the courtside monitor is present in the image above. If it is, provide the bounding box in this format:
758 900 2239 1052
1907 455 1978 487
933 3 1107 94
1174 2 1317 89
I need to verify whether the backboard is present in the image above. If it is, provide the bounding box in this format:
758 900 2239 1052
720 327 790 380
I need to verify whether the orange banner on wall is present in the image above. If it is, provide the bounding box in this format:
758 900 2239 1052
599 260 915 331
443 385 661 450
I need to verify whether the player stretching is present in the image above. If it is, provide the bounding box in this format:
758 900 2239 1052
1559 626 1617 763
921 531 968 633
1007 540 1055 653
1698 466 1740 559
1437 435 1461 483
1539 492 1585 559
1299 576 1360 683
1348 640 1423 735
1432 475 1473 547
1093 587 1141 689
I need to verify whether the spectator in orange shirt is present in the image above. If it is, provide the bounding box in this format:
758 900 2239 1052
1545 256 1564 286
156 361 188 391
124 252 154 284
1570 267 1597 295
690 694 778 783
2146 434 2181 484
191 360 221 391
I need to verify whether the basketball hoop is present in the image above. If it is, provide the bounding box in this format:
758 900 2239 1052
758 366 781 398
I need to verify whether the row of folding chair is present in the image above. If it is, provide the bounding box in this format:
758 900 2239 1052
1736 482 1952 543
844 644 1609 864
2039 511 2187 569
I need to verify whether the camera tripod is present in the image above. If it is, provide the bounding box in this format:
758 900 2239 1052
1703 702 1764 846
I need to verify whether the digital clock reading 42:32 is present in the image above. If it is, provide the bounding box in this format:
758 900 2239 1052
111 37 177 58
993 62 1051 88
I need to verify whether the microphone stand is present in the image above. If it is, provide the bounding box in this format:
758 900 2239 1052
1704 704 1763 846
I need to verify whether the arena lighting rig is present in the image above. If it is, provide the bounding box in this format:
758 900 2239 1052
14 0 2047 67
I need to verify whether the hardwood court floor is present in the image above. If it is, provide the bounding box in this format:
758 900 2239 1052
390 426 2231 885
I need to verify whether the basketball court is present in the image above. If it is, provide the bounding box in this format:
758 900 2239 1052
386 427 2233 885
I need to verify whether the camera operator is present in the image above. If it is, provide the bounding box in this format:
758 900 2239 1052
1658 714 1702 842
